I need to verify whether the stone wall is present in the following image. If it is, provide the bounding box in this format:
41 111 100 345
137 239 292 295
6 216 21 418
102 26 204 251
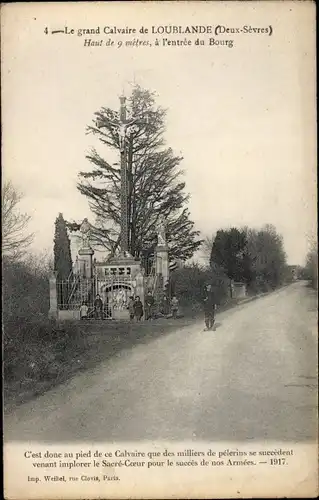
232 282 247 299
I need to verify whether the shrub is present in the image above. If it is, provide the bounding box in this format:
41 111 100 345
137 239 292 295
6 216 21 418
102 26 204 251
2 259 50 322
169 263 230 313
3 319 87 386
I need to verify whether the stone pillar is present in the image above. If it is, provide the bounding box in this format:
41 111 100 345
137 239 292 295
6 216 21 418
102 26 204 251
73 255 80 275
135 271 145 310
155 245 169 289
78 248 94 278
48 271 58 319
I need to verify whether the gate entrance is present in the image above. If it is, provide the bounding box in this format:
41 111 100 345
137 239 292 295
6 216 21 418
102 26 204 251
56 276 135 320
99 281 133 320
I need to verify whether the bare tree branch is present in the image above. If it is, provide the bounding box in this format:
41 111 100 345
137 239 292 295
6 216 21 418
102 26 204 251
2 181 34 261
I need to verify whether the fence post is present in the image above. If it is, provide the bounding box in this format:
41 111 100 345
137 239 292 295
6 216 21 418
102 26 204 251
48 271 58 319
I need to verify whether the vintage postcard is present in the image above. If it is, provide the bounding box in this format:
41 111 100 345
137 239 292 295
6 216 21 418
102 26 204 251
2 1 318 499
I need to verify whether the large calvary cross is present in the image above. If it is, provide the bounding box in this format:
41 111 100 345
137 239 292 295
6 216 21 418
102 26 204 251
98 96 149 257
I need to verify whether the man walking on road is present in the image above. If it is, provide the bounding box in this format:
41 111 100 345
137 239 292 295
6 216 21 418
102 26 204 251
203 284 216 331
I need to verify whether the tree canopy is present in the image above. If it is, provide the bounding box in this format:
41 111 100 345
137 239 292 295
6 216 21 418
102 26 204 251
209 224 287 291
245 224 287 291
210 228 251 283
73 85 202 261
303 239 318 289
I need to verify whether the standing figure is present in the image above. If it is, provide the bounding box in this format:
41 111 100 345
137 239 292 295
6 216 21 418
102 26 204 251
117 123 127 152
171 295 179 319
128 295 135 321
80 302 88 320
80 218 91 248
145 291 155 320
133 296 144 322
157 218 167 246
94 294 103 320
162 295 169 316
117 119 140 152
202 284 217 331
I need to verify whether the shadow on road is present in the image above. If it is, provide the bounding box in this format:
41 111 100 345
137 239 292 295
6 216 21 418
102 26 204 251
213 322 222 331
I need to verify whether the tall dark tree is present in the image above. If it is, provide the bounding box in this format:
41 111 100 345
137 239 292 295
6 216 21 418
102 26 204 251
304 240 318 289
210 228 251 283
74 85 202 261
245 224 287 291
53 213 72 281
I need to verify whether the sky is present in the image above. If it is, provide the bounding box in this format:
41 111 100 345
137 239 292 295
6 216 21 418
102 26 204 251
2 2 317 265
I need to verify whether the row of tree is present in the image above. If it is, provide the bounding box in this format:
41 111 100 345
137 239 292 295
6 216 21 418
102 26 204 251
209 225 287 292
2 178 315 323
167 224 289 312
2 83 316 321
62 84 300 298
303 240 318 289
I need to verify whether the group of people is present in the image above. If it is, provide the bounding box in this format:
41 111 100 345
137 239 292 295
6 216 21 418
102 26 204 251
128 292 180 322
79 294 105 320
79 292 157 322
79 285 216 328
127 295 144 321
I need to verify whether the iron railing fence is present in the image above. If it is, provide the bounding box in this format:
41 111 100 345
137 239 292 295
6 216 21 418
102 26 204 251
56 275 140 319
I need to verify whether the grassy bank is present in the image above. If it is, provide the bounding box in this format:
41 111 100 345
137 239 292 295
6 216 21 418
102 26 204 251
3 315 200 413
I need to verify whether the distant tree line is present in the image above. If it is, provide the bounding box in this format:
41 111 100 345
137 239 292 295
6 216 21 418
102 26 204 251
168 224 289 312
302 240 318 289
210 224 287 293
